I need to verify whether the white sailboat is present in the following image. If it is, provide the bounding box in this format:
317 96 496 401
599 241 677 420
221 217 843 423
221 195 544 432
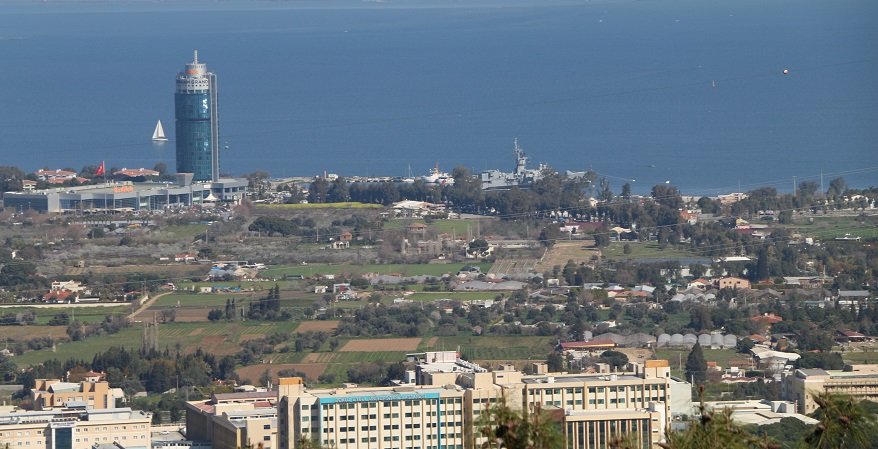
152 120 168 142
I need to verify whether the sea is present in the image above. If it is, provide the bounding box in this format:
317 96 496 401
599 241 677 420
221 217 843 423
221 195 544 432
0 0 875 197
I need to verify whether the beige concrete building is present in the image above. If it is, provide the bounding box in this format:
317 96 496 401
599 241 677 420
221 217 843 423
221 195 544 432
275 355 685 449
185 391 278 449
0 407 151 449
783 364 878 414
30 379 117 411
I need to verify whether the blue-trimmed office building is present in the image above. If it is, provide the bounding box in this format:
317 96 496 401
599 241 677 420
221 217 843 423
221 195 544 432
276 354 686 449
176 51 220 182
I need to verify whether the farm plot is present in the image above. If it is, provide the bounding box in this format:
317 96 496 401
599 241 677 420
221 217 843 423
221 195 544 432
339 338 421 352
534 242 599 273
236 363 328 386
436 336 554 361
294 321 340 333
239 334 266 342
489 258 540 277
1 326 69 341
185 335 239 356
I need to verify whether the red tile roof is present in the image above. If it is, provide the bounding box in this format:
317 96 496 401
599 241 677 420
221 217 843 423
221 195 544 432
43 290 73 302
114 168 160 177
751 313 783 324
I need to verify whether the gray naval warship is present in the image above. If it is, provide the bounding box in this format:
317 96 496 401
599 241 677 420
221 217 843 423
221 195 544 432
479 139 548 191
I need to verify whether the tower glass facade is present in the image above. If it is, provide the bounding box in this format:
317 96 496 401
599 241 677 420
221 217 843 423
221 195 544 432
175 51 219 182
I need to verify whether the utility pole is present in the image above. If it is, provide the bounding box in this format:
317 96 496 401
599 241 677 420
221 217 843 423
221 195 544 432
793 176 797 196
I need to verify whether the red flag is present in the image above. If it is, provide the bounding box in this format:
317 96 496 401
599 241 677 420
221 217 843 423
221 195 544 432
95 161 105 176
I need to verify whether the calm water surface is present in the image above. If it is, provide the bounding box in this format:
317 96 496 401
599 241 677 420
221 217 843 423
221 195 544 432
0 0 875 195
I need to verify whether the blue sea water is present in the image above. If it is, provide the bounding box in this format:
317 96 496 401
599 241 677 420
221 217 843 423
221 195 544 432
0 0 875 196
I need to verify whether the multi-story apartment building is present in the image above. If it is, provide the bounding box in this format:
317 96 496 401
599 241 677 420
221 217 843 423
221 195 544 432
783 364 878 414
273 355 687 449
30 379 119 411
0 407 151 449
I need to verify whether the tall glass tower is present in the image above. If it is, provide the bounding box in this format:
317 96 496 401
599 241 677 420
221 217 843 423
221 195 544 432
175 51 219 182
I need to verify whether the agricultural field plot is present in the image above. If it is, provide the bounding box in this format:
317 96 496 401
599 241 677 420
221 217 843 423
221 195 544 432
340 338 421 352
255 202 382 211
161 224 208 239
0 306 129 325
238 334 265 342
262 262 491 279
0 325 69 341
149 293 252 308
601 241 698 261
842 349 878 365
792 215 878 240
383 218 489 236
185 335 240 356
13 327 144 367
235 363 328 386
534 242 600 273
173 281 276 291
403 292 500 302
294 321 340 333
15 321 303 367
310 352 407 364
613 348 653 362
489 259 540 277
433 336 554 361
62 264 207 277
156 308 211 322
653 348 749 377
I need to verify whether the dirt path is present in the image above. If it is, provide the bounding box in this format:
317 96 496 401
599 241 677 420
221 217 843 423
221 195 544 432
127 292 174 320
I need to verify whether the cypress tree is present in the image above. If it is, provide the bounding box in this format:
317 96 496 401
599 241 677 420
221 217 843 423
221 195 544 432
685 344 708 385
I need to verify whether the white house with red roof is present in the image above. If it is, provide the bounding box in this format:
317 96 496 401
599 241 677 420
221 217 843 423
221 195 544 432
175 253 198 262
34 168 76 181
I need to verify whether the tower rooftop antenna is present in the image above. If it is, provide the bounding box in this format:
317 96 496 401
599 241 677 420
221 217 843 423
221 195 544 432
193 50 198 64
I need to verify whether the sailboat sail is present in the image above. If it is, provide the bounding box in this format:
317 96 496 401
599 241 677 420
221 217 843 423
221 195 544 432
152 120 168 141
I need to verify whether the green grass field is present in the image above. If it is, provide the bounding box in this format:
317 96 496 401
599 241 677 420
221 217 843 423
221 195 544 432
162 224 208 239
13 320 305 367
792 215 878 240
149 293 255 308
262 262 491 279
434 335 554 361
255 202 383 210
666 312 691 328
601 241 699 261
404 292 502 302
383 218 491 237
173 281 277 290
654 348 746 377
0 305 129 325
842 350 878 365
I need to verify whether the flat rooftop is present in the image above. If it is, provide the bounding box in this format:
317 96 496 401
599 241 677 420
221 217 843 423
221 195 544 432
309 386 452 400
522 374 647 384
